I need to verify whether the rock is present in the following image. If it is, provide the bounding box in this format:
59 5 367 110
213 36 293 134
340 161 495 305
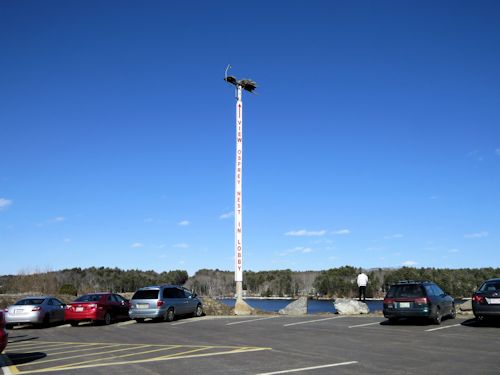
279 297 308 315
334 298 369 315
199 297 235 315
458 299 472 312
234 298 257 315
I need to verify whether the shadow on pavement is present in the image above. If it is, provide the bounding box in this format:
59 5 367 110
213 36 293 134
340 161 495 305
461 318 500 328
4 352 47 366
379 317 455 326
6 335 39 344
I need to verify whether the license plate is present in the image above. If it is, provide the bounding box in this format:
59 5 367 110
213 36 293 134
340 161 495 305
487 298 500 304
399 302 410 308
137 304 149 309
14 309 24 314
76 307 84 312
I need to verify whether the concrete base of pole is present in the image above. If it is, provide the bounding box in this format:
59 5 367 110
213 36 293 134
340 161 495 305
234 281 254 315
234 298 254 315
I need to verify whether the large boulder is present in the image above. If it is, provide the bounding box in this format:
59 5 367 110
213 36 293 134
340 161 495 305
234 298 258 315
458 299 473 313
279 297 308 315
199 297 235 315
334 298 369 315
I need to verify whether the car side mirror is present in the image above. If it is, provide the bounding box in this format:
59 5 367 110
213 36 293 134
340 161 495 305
192 293 197 298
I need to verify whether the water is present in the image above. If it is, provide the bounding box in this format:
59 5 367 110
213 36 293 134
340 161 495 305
218 298 383 314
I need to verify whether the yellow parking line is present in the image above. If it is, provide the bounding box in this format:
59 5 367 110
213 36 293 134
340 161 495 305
48 345 182 369
15 346 271 374
31 344 123 356
6 342 77 351
28 343 97 352
156 346 212 359
1 353 20 374
5 341 48 349
9 341 96 349
16 344 152 367
35 343 120 357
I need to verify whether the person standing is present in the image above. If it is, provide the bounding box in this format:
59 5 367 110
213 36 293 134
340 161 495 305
357 272 368 302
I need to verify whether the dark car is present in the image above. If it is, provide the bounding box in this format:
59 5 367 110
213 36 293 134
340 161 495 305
0 311 8 353
129 285 203 322
383 280 456 324
472 278 500 321
65 293 130 326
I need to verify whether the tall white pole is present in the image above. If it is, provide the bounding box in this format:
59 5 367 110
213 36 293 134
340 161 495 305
235 85 243 299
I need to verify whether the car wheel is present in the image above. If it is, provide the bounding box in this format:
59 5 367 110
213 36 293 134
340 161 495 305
5 323 13 330
135 318 145 323
165 308 175 322
70 321 79 327
433 308 442 325
193 304 203 318
42 314 51 327
103 312 112 325
449 303 456 319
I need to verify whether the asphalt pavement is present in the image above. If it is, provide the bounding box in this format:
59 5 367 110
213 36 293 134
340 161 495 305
1 314 499 375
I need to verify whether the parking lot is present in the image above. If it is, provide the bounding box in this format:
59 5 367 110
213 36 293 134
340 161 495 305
1 315 499 375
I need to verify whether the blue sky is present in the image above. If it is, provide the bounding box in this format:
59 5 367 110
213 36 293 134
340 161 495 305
1 1 499 276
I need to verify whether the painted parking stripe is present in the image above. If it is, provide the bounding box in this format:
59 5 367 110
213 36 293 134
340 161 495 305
116 320 136 327
255 361 359 374
348 321 382 328
8 345 271 374
15 344 152 367
35 344 120 357
171 317 215 325
0 353 16 375
226 316 280 326
283 316 345 327
6 342 75 350
44 345 182 369
425 323 462 332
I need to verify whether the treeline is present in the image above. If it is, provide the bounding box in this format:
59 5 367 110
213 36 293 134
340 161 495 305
1 266 499 298
184 269 318 297
0 267 188 296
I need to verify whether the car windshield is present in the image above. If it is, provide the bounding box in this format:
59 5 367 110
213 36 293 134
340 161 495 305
479 281 500 292
132 290 159 300
75 294 103 302
15 298 45 305
387 284 425 298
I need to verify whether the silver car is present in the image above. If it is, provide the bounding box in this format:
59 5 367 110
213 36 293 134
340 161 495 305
5 296 66 328
129 285 203 322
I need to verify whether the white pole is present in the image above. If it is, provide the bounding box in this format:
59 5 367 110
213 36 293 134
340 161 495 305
235 85 243 299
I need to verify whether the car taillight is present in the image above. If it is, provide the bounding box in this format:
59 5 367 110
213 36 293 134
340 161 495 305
383 298 395 307
157 300 164 307
32 306 42 311
473 295 486 304
3 308 7 312
414 297 429 305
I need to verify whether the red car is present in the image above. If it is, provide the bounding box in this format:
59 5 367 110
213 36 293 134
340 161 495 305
0 310 8 353
65 293 130 326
